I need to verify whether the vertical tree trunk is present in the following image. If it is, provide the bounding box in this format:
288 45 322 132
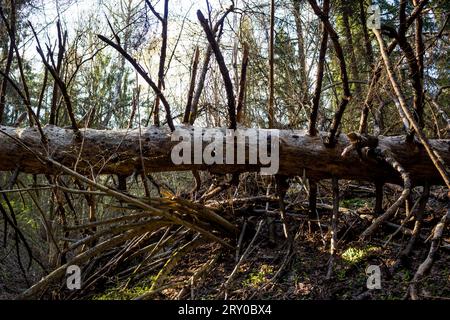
268 0 275 128
183 47 200 124
374 181 384 215
413 0 425 130
341 3 359 89
153 0 169 127
359 0 374 67
326 177 339 279
308 0 329 136
0 1 16 125
236 44 249 124
292 0 309 106
308 179 318 222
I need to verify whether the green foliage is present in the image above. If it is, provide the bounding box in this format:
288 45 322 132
0 198 37 231
242 264 274 288
340 198 367 209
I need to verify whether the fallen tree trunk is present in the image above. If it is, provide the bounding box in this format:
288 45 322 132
0 125 449 185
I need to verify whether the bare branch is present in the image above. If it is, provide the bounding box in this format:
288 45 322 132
374 29 450 189
98 34 175 131
30 23 79 134
190 5 234 125
197 9 236 130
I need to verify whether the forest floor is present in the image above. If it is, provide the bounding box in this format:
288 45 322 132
91 182 450 300
0 235 41 299
1 181 449 300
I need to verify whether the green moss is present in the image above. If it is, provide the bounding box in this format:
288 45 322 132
93 285 149 300
93 276 157 300
341 246 380 265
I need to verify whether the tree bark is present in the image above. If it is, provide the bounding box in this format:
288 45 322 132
268 0 275 129
0 125 448 186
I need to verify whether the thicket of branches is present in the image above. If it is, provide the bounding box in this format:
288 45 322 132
0 0 449 300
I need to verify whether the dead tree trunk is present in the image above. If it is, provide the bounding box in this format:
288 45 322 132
0 125 448 186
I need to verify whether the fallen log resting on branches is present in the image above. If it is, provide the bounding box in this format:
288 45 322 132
0 125 449 185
